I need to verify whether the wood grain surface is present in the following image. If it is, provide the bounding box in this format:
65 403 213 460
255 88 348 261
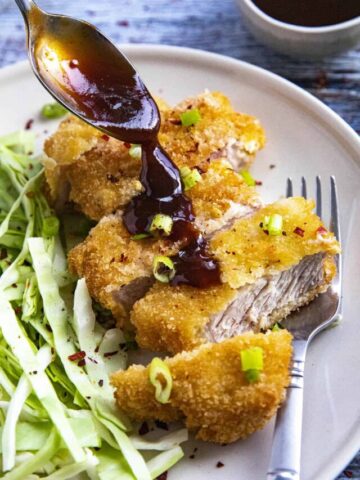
0 1 359 478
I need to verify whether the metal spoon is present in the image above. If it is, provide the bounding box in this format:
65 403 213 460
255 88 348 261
14 0 160 143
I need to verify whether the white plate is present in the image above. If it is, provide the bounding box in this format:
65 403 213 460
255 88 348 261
0 45 359 480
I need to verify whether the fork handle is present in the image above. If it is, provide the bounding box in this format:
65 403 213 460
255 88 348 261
267 340 307 480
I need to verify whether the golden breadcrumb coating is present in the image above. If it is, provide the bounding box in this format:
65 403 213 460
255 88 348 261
211 196 340 288
111 330 292 444
159 91 265 172
43 92 264 220
132 282 235 353
68 160 260 323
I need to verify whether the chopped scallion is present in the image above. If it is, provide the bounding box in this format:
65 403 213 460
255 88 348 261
41 102 68 119
149 214 173 236
241 170 256 187
42 216 60 237
180 167 202 191
272 323 283 332
129 144 142 159
149 358 173 404
131 233 151 240
240 347 263 384
153 256 175 283
268 214 283 236
180 108 201 127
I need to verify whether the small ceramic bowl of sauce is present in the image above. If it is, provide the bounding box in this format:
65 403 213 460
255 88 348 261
236 0 360 59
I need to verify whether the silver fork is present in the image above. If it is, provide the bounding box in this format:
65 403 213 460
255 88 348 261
267 176 342 480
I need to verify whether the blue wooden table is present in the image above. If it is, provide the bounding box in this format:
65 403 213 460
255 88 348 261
0 1 359 478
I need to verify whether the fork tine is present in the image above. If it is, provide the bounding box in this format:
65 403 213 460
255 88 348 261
286 178 293 198
316 176 322 217
301 177 307 199
330 176 340 243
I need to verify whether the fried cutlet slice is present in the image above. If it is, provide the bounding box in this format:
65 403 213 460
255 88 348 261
43 116 142 219
159 91 265 172
111 330 292 444
131 197 340 353
43 92 265 220
68 160 261 323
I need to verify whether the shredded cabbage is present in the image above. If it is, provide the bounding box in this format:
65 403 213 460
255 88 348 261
0 130 187 479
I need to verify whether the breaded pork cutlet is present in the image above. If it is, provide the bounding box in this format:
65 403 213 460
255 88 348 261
111 330 292 444
131 197 340 354
43 116 142 220
68 160 261 323
159 91 265 172
43 91 265 220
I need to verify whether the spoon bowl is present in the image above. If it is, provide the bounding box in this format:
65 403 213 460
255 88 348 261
15 0 160 142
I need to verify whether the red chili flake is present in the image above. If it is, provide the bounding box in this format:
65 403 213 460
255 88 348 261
0 248 7 259
189 454 195 459
263 229 269 235
255 180 263 186
120 253 127 262
98 379 104 387
344 471 353 478
101 134 110 141
168 118 181 126
315 70 328 89
282 231 287 236
106 173 118 183
138 421 149 436
69 59 79 68
294 227 305 237
156 473 167 480
14 306 22 315
117 19 129 27
104 350 118 358
317 226 327 235
25 119 34 130
216 461 224 468
78 359 86 367
124 142 131 149
68 351 86 362
269 164 276 169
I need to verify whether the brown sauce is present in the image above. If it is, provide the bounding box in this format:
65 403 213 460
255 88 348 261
31 6 220 288
252 0 360 27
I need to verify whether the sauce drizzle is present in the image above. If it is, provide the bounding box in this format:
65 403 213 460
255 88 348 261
31 6 221 288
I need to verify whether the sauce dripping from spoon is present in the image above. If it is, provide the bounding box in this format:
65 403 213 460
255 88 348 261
30 5 220 288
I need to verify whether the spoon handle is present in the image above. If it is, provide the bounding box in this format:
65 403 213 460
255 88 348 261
14 0 35 18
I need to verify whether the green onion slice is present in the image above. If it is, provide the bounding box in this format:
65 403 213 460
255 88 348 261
149 357 173 404
129 144 142 159
268 214 283 236
41 102 68 119
180 108 201 127
131 233 151 240
272 323 283 332
153 256 175 283
149 214 173 236
240 346 264 384
180 167 202 191
42 216 60 237
241 170 256 187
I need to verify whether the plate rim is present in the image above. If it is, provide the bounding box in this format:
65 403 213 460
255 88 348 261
0 43 359 480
